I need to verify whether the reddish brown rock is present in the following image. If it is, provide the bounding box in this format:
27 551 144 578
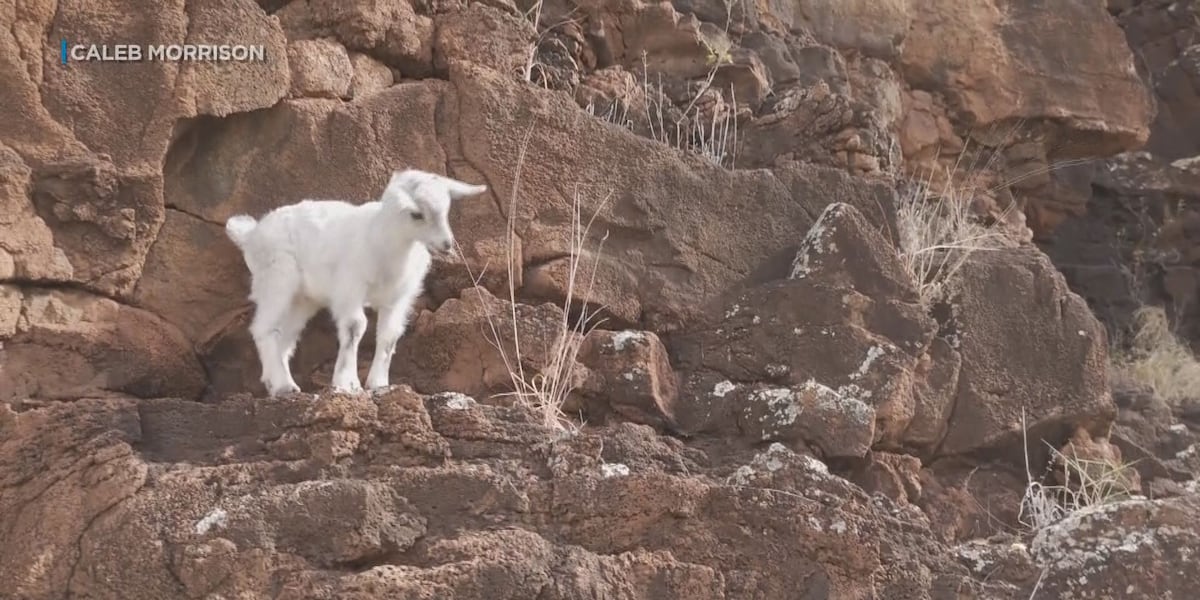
28 158 164 297
276 0 435 77
916 461 1027 544
286 38 353 99
758 0 912 60
1 0 288 298
577 329 680 429
904 337 961 452
1 392 1028 600
850 451 924 506
133 209 249 341
0 0 1190 596
735 382 877 459
38 0 288 167
390 286 580 401
0 287 206 400
348 52 394 97
450 61 899 332
0 144 70 282
901 0 1153 157
434 3 534 76
0 399 146 598
939 247 1115 456
177 0 292 118
672 203 936 451
1051 427 1143 496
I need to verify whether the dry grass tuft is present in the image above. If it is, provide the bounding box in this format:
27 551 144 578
892 121 1098 308
894 165 1008 306
1017 411 1140 531
1110 305 1200 406
458 125 611 434
583 53 739 168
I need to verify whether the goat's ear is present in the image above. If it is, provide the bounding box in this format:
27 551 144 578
445 180 488 200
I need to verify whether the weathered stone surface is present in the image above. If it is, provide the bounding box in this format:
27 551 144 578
0 0 1193 596
0 394 1023 600
0 287 206 400
939 247 1115 456
348 52 394 97
287 38 353 99
39 0 288 167
0 144 70 282
577 329 679 429
276 0 435 77
1031 495 1200 598
759 0 912 60
0 0 289 299
672 203 935 451
391 286 578 401
452 61 898 332
1116 0 1200 160
850 451 923 506
434 3 533 75
133 209 250 341
28 157 165 296
901 0 1153 156
737 382 876 458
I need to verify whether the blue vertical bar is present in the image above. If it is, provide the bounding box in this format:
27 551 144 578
60 39 67 63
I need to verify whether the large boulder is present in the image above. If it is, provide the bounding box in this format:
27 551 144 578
1031 495 1200 597
671 202 936 455
900 0 1153 157
938 246 1115 456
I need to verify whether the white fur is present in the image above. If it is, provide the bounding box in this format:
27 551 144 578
224 169 488 396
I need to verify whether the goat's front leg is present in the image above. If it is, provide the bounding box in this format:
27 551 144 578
365 299 414 390
330 304 369 393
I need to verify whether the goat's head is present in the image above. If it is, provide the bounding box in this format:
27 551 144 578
382 169 488 254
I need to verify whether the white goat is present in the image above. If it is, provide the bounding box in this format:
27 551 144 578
224 169 488 396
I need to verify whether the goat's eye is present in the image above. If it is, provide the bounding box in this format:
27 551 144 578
410 211 425 221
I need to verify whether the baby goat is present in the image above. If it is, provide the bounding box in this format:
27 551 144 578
224 169 488 396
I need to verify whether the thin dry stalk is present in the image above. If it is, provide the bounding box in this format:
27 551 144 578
584 99 632 129
893 123 1105 309
456 124 612 433
524 186 612 424
520 2 582 86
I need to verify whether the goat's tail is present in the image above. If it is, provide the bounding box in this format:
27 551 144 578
224 215 257 250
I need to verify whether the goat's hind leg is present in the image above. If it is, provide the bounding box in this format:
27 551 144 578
249 292 304 397
274 297 319 392
279 297 319 363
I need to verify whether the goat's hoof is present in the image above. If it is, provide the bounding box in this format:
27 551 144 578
331 381 364 394
268 382 302 397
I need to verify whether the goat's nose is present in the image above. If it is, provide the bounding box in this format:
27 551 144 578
439 239 454 253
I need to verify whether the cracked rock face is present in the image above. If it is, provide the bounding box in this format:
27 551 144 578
0 0 1156 403
0 391 1014 599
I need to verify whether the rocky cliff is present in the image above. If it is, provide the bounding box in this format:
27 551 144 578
2 0 1199 598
